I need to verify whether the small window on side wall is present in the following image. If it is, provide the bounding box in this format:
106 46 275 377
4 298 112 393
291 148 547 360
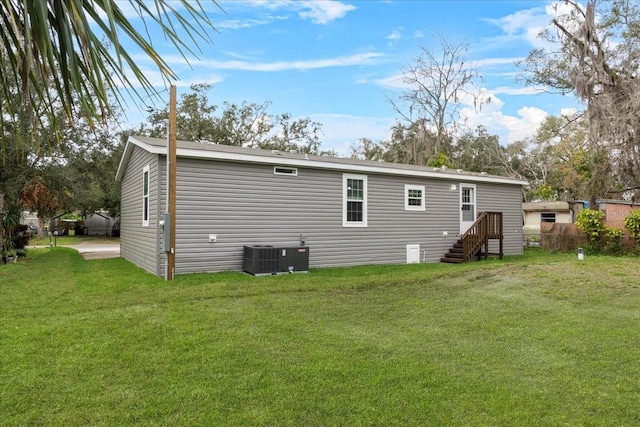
541 212 556 223
405 184 425 211
142 165 149 227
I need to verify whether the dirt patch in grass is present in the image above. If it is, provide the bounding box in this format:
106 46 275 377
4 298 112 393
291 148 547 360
81 251 120 260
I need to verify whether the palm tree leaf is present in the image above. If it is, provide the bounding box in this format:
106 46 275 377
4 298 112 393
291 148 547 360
0 0 220 147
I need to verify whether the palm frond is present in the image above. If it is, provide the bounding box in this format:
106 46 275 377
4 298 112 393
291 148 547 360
0 0 219 147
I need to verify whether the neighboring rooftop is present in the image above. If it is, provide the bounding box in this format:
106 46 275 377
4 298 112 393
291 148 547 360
522 202 572 211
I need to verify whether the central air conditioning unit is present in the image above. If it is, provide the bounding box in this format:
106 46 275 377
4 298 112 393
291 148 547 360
243 245 309 276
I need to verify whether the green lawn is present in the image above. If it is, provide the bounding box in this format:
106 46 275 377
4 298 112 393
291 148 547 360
1 248 638 426
27 235 120 246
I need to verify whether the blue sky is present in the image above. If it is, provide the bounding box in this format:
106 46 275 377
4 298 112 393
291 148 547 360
120 0 580 155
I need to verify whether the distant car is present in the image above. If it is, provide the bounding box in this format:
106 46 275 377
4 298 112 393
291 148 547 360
27 225 39 235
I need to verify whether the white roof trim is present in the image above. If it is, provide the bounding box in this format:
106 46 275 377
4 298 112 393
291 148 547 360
117 136 528 186
115 141 135 181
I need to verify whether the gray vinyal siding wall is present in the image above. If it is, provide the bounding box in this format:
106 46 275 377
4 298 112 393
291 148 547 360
476 183 524 256
119 146 162 276
117 137 525 276
152 157 523 275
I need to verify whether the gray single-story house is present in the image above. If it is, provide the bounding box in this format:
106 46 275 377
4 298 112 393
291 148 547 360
116 136 527 277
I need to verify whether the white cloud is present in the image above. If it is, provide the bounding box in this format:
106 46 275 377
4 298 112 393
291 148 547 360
250 0 356 24
371 72 406 90
488 7 544 36
309 113 395 156
117 63 223 91
509 106 549 140
386 29 402 41
483 2 576 49
157 52 382 72
448 88 505 120
560 107 578 117
217 18 272 30
459 96 548 145
174 75 225 88
298 1 357 24
370 55 526 91
467 56 525 68
485 7 548 48
491 86 546 96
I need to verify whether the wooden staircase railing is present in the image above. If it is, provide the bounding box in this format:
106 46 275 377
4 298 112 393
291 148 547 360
441 212 504 263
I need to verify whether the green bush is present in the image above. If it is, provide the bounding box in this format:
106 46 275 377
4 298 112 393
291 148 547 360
12 224 32 250
604 227 624 255
576 209 630 255
576 209 605 241
2 208 22 263
624 209 640 239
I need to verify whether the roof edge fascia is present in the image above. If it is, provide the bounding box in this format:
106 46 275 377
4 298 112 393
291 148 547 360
121 136 528 186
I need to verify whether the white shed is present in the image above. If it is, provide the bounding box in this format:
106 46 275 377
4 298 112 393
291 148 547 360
522 201 576 243
84 211 116 236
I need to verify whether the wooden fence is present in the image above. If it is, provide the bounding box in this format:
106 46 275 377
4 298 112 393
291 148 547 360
540 222 638 252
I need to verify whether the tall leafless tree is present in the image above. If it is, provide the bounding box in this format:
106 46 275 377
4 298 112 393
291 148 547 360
388 36 485 164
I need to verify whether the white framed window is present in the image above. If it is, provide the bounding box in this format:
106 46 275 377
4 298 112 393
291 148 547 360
343 174 367 227
142 165 150 227
405 184 425 211
274 166 298 176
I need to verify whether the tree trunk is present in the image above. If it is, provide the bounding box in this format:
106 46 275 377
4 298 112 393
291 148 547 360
0 189 5 263
38 216 46 240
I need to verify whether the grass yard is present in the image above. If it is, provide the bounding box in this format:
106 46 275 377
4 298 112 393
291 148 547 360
1 248 638 426
27 235 120 246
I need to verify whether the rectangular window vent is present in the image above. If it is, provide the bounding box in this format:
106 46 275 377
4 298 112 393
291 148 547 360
274 166 298 176
541 212 556 223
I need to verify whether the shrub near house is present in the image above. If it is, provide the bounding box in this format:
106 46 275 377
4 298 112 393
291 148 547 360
2 224 32 263
541 207 639 254
624 209 640 242
576 209 636 255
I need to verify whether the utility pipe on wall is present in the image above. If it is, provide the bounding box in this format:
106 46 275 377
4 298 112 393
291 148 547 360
167 85 177 280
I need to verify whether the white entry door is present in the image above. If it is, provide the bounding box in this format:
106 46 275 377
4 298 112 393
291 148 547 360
460 184 476 234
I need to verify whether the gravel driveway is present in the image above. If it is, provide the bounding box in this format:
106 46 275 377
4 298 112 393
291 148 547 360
69 244 120 260
29 240 120 260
